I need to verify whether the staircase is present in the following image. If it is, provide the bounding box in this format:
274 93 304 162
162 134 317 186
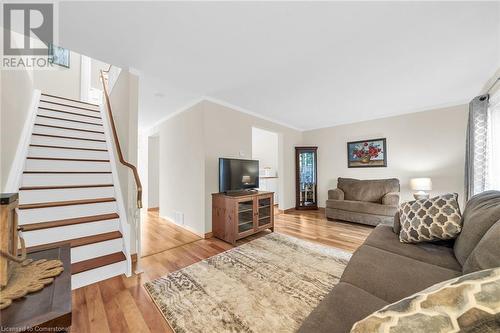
17 92 129 289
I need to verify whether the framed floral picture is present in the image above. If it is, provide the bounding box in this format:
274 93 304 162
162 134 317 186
347 138 387 168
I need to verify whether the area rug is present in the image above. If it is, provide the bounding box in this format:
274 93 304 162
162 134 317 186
144 233 351 333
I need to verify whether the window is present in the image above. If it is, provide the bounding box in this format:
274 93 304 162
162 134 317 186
486 90 500 191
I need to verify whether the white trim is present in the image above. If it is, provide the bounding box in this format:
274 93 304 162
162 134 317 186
203 96 303 131
99 102 132 277
145 95 303 134
144 97 205 133
159 213 206 239
4 90 41 193
143 96 470 133
300 99 470 131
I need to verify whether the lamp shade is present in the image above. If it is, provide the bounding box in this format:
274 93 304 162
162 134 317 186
410 178 432 191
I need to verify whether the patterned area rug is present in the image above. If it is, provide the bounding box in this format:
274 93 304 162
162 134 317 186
144 233 351 333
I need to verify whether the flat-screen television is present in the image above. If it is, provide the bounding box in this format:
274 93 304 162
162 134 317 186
219 158 259 193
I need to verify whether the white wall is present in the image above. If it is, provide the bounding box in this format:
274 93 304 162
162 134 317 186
108 70 140 253
0 30 35 191
302 104 469 206
156 102 206 235
147 135 160 208
33 51 81 99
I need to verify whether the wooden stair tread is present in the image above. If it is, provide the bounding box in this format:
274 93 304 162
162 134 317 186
24 171 112 174
32 133 106 142
27 157 110 162
20 184 114 190
19 197 116 210
22 213 119 231
27 231 122 252
37 114 103 126
41 93 100 107
35 123 105 134
39 99 101 113
38 106 102 119
71 252 126 274
29 144 107 152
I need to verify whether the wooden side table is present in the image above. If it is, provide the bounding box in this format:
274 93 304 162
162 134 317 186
0 245 72 332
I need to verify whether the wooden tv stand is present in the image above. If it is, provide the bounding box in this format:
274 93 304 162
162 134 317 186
212 191 274 245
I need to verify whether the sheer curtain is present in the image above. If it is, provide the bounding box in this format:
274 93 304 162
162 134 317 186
486 90 500 191
465 89 500 200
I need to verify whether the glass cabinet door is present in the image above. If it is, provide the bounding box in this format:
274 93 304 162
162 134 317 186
257 196 272 227
295 147 318 209
237 200 254 233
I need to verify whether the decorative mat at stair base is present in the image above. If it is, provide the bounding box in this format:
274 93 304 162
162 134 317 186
0 259 64 309
144 232 351 333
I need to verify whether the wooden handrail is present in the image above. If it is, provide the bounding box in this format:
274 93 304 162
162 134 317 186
100 68 143 209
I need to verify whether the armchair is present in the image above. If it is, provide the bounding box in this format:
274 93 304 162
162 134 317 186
325 178 400 226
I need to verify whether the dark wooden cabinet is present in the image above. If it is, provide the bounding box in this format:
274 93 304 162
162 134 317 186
295 147 318 210
212 191 274 244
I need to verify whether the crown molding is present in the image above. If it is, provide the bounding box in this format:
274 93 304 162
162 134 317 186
144 96 303 133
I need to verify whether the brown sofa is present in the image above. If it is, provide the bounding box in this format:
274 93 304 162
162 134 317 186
326 178 400 226
299 190 500 333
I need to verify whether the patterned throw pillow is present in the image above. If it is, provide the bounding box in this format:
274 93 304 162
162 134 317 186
399 193 462 243
351 267 500 333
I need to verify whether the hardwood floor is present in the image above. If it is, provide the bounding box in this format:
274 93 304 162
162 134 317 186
141 210 201 257
70 209 373 333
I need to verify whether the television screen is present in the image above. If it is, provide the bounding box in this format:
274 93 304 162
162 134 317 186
219 158 259 192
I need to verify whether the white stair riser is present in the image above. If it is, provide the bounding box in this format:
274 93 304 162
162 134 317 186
18 201 117 224
23 219 120 246
28 146 109 159
25 159 111 172
33 124 106 141
20 187 115 204
72 260 126 290
31 135 107 150
37 104 101 118
38 108 103 124
72 239 123 263
22 173 113 187
39 96 100 112
36 115 104 132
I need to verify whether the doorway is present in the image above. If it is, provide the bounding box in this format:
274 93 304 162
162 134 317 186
252 127 280 209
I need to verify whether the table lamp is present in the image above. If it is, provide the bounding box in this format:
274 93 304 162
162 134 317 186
410 178 432 200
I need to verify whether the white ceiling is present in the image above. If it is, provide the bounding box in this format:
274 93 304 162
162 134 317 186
58 1 500 131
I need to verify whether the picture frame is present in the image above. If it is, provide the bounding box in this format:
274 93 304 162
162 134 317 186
347 138 387 168
48 43 70 68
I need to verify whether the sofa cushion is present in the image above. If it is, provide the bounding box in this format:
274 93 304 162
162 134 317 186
399 193 462 243
326 199 398 217
337 178 400 203
340 245 461 303
463 219 500 274
351 267 500 333
298 282 388 333
365 225 461 271
454 190 500 266
326 208 393 226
